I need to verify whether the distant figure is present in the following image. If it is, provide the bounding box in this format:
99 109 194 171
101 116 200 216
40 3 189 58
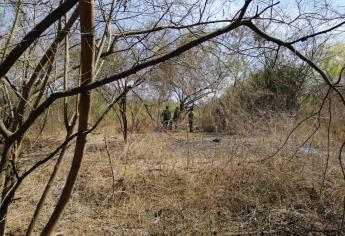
172 107 180 131
161 105 171 130
188 107 194 132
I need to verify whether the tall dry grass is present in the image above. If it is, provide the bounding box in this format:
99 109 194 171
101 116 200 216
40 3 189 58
6 121 345 235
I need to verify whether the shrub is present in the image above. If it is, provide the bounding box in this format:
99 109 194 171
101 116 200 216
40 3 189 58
239 64 307 112
200 63 309 133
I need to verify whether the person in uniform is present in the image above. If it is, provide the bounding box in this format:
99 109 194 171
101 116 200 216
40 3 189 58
161 105 171 130
172 107 180 131
188 107 194 132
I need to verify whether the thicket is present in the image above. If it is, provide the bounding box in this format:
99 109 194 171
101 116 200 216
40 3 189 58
239 64 307 112
201 62 311 133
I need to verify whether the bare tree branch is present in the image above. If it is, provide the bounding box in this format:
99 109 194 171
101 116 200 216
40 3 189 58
0 0 78 78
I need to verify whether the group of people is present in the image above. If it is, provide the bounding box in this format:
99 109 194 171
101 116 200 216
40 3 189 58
161 106 194 132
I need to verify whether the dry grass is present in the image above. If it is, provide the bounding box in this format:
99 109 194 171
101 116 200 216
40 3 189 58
5 125 345 235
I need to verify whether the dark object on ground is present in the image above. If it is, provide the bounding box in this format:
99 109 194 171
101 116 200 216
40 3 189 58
212 138 221 143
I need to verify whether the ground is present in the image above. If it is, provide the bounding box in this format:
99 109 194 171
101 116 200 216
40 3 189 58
5 128 345 235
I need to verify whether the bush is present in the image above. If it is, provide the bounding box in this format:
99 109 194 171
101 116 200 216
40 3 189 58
200 63 309 134
239 64 307 112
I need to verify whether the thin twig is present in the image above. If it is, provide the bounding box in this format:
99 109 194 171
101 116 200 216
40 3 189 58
104 136 116 196
320 97 332 194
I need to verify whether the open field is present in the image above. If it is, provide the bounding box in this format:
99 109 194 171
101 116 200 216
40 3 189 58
6 126 345 235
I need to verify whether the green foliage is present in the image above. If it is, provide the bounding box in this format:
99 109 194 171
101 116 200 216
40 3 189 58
96 49 128 79
239 63 307 112
322 44 345 81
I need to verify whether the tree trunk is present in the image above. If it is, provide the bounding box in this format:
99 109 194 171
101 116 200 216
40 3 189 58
41 0 95 234
0 146 14 236
120 89 128 143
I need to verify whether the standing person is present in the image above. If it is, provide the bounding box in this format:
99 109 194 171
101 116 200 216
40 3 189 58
188 107 194 132
161 105 171 130
172 107 180 131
